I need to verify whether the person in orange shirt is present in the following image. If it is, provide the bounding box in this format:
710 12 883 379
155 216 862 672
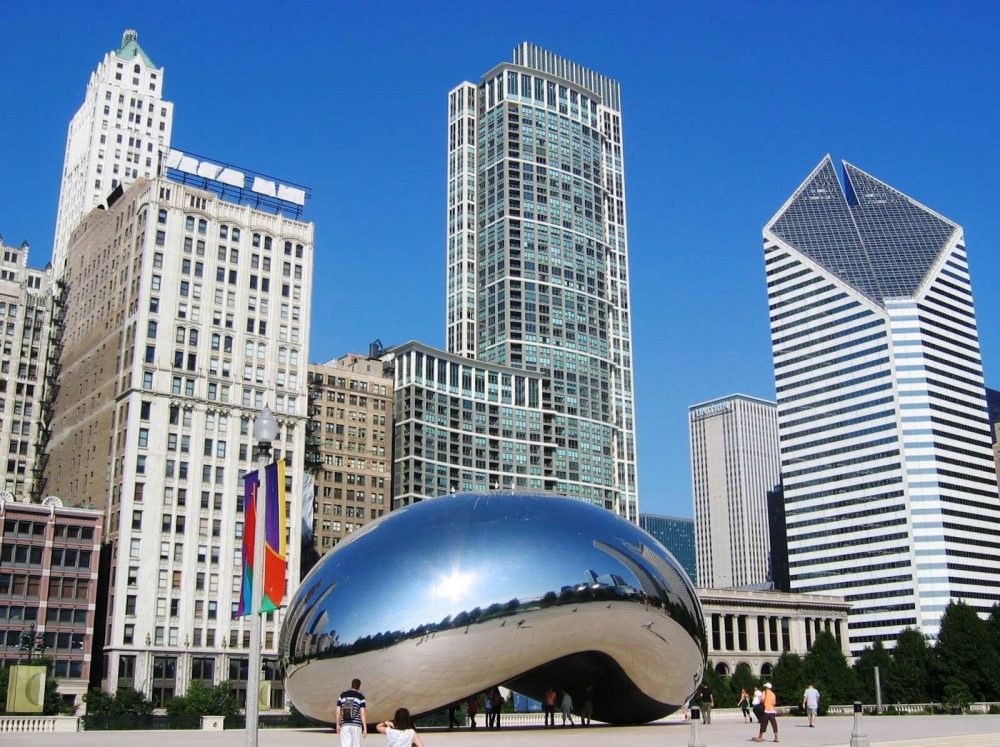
543 686 558 727
753 682 779 742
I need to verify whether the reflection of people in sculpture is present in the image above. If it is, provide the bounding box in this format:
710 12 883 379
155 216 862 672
377 707 425 747
543 686 557 727
560 690 575 727
335 678 368 746
466 694 479 728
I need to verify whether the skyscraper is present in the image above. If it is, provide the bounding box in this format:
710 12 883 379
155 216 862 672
46 151 313 702
765 156 1000 652
639 513 697 584
52 29 174 277
689 394 779 589
446 43 638 518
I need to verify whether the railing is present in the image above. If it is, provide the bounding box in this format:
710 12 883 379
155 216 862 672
0 716 80 732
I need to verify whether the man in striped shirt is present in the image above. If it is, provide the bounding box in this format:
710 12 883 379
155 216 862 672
336 678 368 747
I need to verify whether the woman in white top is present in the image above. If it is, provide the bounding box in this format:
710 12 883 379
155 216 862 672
376 707 425 747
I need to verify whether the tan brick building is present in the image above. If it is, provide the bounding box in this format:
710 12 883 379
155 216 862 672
307 353 393 556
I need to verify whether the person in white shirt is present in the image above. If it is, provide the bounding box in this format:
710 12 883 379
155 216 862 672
802 683 820 727
377 707 425 747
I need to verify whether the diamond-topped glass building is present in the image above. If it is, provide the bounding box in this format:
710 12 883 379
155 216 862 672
764 156 1000 652
446 43 638 518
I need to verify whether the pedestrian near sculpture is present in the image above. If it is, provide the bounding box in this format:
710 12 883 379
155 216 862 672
490 686 503 729
335 678 368 747
754 682 779 743
580 683 594 726
543 686 557 727
376 707 425 747
560 690 574 727
466 694 479 729
803 683 820 727
751 685 764 723
447 702 460 730
738 688 752 722
483 689 494 729
696 683 714 725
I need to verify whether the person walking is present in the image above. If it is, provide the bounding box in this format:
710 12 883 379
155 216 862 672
580 683 594 726
335 678 368 747
377 707 425 747
447 702 461 730
483 689 494 729
560 690 574 727
738 688 752 722
466 694 479 729
696 683 714 725
802 683 820 727
754 682 779 743
543 686 557 727
751 685 765 723
490 686 504 730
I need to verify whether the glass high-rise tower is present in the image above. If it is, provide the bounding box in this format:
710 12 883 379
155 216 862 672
765 156 1000 653
446 43 638 518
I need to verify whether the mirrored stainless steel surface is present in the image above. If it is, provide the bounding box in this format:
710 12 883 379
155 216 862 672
280 492 706 724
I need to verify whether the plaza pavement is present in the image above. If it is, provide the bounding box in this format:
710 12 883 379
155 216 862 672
4 716 1000 747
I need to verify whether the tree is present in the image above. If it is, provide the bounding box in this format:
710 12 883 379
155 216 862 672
166 682 240 728
854 640 891 703
804 630 859 706
730 662 757 698
701 662 736 707
934 601 1000 701
769 652 805 706
987 604 1000 656
885 628 930 704
82 687 155 730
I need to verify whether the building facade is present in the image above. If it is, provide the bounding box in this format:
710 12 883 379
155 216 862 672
639 513 697 584
306 354 393 555
52 30 174 278
765 156 1000 653
385 340 554 505
44 153 313 704
447 43 639 519
698 587 851 676
0 239 57 503
987 387 1000 489
690 394 779 589
0 498 103 708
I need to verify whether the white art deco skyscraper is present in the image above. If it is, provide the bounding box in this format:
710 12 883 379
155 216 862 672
765 156 1000 653
690 394 780 589
52 29 174 277
446 43 639 518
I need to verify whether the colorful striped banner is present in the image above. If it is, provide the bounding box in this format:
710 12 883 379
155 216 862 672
237 460 287 616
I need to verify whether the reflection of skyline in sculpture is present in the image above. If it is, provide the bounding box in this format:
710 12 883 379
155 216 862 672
280 493 705 724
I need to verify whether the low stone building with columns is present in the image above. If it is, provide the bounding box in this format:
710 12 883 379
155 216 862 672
698 587 852 677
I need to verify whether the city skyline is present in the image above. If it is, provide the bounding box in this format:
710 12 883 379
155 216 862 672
2 3 999 518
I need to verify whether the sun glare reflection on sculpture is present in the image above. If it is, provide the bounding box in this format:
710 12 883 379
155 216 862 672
431 569 474 601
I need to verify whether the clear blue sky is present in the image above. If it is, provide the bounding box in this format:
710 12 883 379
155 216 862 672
2 1 998 518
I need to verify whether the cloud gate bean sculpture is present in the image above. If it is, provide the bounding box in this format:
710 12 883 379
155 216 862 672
279 493 706 724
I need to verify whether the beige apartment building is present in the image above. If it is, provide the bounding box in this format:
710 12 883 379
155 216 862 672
0 239 58 503
45 154 313 704
307 353 393 557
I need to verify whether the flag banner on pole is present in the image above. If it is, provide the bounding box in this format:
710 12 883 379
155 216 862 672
237 460 287 617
